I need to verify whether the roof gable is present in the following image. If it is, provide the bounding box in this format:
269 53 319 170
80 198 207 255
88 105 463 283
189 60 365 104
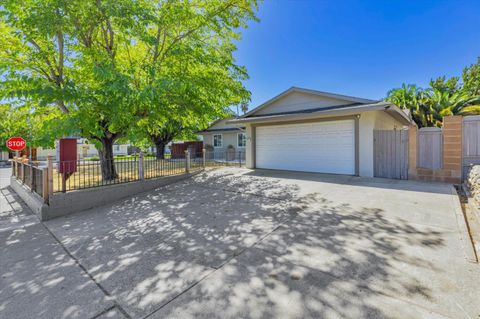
198 118 244 133
244 87 377 117
208 118 236 130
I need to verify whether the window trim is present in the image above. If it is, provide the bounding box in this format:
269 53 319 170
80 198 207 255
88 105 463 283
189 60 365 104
237 133 246 148
213 134 223 148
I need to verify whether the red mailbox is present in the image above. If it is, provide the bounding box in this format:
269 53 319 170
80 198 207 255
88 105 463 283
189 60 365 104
59 138 77 174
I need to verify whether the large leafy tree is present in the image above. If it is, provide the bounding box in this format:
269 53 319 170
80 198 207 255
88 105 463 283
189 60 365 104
1 0 257 179
128 0 254 158
386 58 480 127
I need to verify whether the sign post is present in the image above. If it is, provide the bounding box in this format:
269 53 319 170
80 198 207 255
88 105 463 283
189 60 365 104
6 137 26 178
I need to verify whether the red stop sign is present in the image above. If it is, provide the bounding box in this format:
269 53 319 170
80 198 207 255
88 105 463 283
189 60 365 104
6 137 26 151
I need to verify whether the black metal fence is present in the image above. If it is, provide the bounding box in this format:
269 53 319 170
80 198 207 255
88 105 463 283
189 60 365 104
144 157 187 179
52 156 194 192
12 150 245 197
204 150 245 167
11 158 47 199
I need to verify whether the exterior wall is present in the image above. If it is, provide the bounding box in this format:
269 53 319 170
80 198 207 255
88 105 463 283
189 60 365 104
36 147 56 160
374 110 404 130
246 110 405 177
36 140 129 160
112 144 128 155
409 116 463 183
209 118 242 130
78 143 98 158
358 110 405 177
202 132 245 152
358 112 376 177
0 151 9 161
254 91 353 116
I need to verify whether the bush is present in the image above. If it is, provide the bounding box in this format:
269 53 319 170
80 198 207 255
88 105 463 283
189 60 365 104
205 144 214 151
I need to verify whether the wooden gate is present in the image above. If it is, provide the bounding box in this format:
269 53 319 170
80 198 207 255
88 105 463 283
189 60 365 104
463 116 480 179
374 129 409 179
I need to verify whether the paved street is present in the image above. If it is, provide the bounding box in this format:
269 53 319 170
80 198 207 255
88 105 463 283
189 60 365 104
1 167 479 318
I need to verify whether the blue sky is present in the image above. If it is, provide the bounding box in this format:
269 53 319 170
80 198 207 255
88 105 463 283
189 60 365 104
234 0 480 111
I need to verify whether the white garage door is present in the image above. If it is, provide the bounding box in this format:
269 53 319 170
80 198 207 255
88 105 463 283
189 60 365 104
256 119 355 174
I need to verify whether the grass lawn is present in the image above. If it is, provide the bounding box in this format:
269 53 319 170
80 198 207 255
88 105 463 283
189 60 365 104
53 158 191 192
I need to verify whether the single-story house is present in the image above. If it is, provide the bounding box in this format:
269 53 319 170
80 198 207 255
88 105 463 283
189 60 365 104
197 118 246 154
36 138 129 160
228 87 413 177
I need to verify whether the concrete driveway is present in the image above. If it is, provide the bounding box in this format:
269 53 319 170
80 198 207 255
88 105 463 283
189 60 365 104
1 167 479 318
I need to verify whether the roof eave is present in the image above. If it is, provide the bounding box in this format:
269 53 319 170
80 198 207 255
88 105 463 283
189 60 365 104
229 104 384 124
241 87 378 118
228 103 414 126
384 104 415 126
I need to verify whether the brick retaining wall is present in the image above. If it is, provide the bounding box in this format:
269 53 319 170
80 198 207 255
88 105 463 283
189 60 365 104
408 116 463 184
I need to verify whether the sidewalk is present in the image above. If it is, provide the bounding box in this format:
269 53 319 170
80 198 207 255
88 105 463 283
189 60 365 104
0 167 117 319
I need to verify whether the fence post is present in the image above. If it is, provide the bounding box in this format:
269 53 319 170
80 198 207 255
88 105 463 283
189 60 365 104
202 148 206 169
185 150 190 173
12 157 16 177
61 173 66 193
12 151 19 177
138 151 144 180
42 168 49 203
20 161 25 183
47 155 54 197
30 163 34 192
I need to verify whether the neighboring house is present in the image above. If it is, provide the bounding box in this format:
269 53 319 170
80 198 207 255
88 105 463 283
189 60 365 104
228 87 413 177
36 138 129 160
197 118 246 154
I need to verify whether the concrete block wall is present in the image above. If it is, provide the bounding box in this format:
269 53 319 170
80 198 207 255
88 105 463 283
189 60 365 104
409 115 463 183
11 171 201 221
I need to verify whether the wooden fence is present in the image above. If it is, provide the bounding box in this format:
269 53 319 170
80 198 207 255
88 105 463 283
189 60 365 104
373 129 409 179
171 141 203 158
463 116 480 178
417 127 443 170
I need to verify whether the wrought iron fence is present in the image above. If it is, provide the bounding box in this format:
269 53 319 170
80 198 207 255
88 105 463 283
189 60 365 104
11 149 245 199
204 150 245 167
32 166 44 197
11 158 47 200
54 158 140 192
144 156 189 179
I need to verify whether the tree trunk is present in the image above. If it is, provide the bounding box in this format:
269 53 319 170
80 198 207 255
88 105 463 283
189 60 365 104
155 141 166 159
98 136 118 181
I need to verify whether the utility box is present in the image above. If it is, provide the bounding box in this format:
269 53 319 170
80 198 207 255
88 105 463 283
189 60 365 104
59 138 77 174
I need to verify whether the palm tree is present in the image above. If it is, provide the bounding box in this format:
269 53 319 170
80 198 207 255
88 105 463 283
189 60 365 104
423 89 480 126
386 83 480 128
386 84 429 127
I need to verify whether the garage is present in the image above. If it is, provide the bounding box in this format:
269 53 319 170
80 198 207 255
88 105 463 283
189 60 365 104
255 119 356 174
226 87 414 177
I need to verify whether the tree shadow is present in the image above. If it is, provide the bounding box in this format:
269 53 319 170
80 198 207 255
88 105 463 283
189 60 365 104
39 168 471 318
0 188 112 319
243 168 454 195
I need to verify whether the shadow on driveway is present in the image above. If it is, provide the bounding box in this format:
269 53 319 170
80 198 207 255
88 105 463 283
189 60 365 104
43 168 478 318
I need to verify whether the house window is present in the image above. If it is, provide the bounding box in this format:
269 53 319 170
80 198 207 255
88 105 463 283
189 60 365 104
114 145 120 151
237 133 246 148
213 134 223 148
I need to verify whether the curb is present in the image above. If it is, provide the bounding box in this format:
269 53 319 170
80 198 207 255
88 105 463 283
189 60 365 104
450 186 478 263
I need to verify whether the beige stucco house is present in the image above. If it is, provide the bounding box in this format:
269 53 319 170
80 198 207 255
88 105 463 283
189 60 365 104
227 87 413 177
198 118 246 155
